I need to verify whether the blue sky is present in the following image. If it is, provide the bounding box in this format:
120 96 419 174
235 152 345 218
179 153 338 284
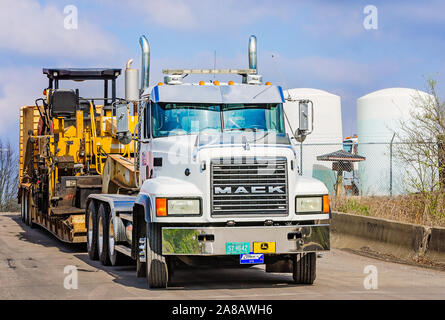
1 0 444 148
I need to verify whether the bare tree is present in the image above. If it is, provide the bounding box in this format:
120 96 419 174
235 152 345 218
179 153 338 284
0 139 19 211
393 77 445 221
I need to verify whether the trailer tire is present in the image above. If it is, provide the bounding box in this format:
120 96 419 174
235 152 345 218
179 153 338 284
20 192 26 223
98 204 111 266
22 190 33 228
292 253 316 285
86 202 99 260
26 192 34 228
146 222 168 288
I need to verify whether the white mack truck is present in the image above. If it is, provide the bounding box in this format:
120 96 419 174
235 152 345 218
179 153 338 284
85 34 331 288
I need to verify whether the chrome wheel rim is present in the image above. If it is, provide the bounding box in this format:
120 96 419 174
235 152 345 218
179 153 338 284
109 217 115 257
98 215 103 255
87 212 93 250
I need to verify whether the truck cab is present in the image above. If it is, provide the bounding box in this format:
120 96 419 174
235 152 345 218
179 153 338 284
130 78 331 286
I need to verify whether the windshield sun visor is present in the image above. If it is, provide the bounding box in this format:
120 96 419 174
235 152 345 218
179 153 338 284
152 84 285 104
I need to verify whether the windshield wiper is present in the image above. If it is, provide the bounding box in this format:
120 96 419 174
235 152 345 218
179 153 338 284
224 127 259 132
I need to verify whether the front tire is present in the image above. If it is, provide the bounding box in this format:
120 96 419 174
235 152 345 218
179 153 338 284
292 252 316 285
86 202 99 260
146 222 168 288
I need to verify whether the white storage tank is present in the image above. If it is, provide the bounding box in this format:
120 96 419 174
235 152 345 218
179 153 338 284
357 87 432 195
283 88 343 194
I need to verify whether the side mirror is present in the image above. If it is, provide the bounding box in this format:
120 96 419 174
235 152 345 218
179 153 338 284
116 103 132 145
299 100 309 132
294 100 313 143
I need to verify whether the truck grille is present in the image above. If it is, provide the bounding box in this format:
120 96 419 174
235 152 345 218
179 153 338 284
211 157 288 216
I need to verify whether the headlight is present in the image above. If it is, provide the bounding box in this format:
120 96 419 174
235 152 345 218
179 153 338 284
296 197 322 213
168 199 200 215
155 198 201 216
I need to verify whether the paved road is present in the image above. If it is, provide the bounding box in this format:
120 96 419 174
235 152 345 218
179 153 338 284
0 212 444 300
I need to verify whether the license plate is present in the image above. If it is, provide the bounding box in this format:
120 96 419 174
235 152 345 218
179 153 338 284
253 242 276 253
240 253 264 264
226 242 250 255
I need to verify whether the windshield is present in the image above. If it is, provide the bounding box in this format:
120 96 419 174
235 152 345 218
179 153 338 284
222 103 284 132
151 103 221 138
151 102 285 138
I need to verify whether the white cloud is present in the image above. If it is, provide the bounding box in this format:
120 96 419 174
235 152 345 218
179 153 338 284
385 0 445 24
125 0 291 30
0 0 121 59
258 52 387 88
131 0 197 30
301 4 365 38
0 67 46 142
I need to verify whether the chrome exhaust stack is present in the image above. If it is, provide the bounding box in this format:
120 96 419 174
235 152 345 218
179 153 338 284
139 35 150 93
248 35 257 74
245 35 262 84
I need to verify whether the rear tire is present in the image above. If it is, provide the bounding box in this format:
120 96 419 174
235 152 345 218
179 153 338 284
146 222 168 288
108 213 124 266
97 204 111 266
292 253 316 284
86 202 99 260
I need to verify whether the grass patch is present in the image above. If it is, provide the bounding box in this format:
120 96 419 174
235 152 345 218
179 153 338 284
335 199 370 216
332 194 445 227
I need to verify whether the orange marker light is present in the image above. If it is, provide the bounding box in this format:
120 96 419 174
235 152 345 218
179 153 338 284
213 80 220 86
228 81 234 85
156 198 167 216
157 82 164 86
265 81 272 85
322 195 330 213
199 81 205 85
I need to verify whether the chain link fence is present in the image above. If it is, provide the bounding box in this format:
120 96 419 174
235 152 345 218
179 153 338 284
298 141 412 197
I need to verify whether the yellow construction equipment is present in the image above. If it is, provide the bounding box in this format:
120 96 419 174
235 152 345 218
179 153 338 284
18 68 138 242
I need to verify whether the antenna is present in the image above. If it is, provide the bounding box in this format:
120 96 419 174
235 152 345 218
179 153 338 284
271 53 291 100
213 50 216 80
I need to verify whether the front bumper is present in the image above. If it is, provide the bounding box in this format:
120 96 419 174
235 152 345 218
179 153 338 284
162 224 330 255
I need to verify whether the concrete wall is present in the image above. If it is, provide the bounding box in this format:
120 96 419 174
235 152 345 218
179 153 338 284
425 227 445 263
331 211 445 265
